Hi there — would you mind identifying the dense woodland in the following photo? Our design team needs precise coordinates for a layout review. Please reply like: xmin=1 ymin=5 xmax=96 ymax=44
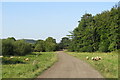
xmin=67 ymin=4 xmax=120 ymax=52
xmin=1 ymin=3 xmax=120 ymax=56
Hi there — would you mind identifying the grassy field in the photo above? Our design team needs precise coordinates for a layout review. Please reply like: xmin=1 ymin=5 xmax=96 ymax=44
xmin=66 ymin=51 xmax=118 ymax=78
xmin=2 ymin=52 xmax=58 ymax=78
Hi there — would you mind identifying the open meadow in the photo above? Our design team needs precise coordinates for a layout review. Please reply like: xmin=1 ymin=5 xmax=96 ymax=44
xmin=2 ymin=52 xmax=57 ymax=78
xmin=66 ymin=51 xmax=118 ymax=78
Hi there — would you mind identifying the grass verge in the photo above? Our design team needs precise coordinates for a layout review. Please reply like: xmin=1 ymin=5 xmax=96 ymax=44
xmin=2 ymin=52 xmax=58 ymax=78
xmin=66 ymin=51 xmax=118 ymax=78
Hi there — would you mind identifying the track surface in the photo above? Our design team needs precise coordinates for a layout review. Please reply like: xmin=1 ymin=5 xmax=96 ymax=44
xmin=37 ymin=51 xmax=103 ymax=78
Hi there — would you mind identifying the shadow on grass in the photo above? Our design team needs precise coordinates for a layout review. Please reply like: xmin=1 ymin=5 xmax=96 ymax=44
xmin=31 ymin=52 xmax=42 ymax=55
xmin=2 ymin=58 xmax=26 ymax=64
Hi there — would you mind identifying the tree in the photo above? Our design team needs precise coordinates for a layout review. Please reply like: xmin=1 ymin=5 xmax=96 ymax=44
xmin=14 ymin=40 xmax=32 ymax=56
xmin=2 ymin=39 xmax=15 ymax=55
xmin=45 ymin=37 xmax=57 ymax=52
xmin=34 ymin=40 xmax=45 ymax=52
xmin=7 ymin=37 xmax=16 ymax=41
xmin=58 ymin=37 xmax=70 ymax=50
xmin=68 ymin=3 xmax=120 ymax=52
xmin=68 ymin=13 xmax=95 ymax=52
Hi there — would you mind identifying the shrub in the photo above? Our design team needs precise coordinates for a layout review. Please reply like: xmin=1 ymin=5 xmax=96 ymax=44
xmin=34 ymin=44 xmax=44 ymax=52
xmin=14 ymin=40 xmax=32 ymax=56
xmin=2 ymin=39 xmax=15 ymax=56
xmin=34 ymin=40 xmax=45 ymax=52
xmin=45 ymin=37 xmax=57 ymax=52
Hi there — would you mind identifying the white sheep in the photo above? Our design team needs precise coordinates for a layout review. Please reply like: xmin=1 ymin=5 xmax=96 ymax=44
xmin=94 ymin=57 xmax=99 ymax=61
xmin=98 ymin=57 xmax=102 ymax=60
xmin=91 ymin=56 xmax=102 ymax=61
xmin=86 ymin=56 xmax=89 ymax=60
xmin=25 ymin=58 xmax=29 ymax=61
xmin=0 ymin=56 xmax=3 ymax=58
xmin=91 ymin=57 xmax=94 ymax=60
xmin=10 ymin=56 xmax=14 ymax=59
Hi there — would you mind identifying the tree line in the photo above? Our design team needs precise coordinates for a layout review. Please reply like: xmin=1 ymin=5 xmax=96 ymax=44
xmin=1 ymin=36 xmax=72 ymax=56
xmin=67 ymin=4 xmax=120 ymax=52
xmin=1 ymin=37 xmax=57 ymax=56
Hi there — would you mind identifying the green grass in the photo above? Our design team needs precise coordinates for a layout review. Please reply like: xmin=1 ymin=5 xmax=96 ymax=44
xmin=66 ymin=51 xmax=118 ymax=78
xmin=2 ymin=52 xmax=58 ymax=78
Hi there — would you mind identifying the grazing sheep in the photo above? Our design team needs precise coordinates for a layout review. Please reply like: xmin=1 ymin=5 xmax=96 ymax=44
xmin=91 ymin=56 xmax=102 ymax=61
xmin=94 ymin=57 xmax=99 ymax=61
xmin=0 ymin=56 xmax=3 ymax=58
xmin=91 ymin=57 xmax=94 ymax=60
xmin=86 ymin=56 xmax=89 ymax=60
xmin=25 ymin=58 xmax=29 ymax=61
xmin=98 ymin=57 xmax=102 ymax=60
xmin=10 ymin=56 xmax=14 ymax=59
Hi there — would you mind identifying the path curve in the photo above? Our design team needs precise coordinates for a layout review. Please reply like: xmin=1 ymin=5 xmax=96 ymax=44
xmin=37 ymin=51 xmax=103 ymax=78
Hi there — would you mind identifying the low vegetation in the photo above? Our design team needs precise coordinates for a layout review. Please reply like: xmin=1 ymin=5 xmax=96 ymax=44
xmin=2 ymin=37 xmax=58 ymax=56
xmin=2 ymin=52 xmax=57 ymax=78
xmin=2 ymin=37 xmax=32 ymax=56
xmin=66 ymin=51 xmax=118 ymax=78
xmin=34 ymin=37 xmax=57 ymax=52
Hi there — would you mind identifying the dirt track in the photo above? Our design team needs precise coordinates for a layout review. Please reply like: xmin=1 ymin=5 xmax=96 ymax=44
xmin=37 ymin=51 xmax=103 ymax=78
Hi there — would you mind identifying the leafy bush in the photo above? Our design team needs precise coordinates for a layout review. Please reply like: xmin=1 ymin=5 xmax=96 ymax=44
xmin=14 ymin=40 xmax=32 ymax=56
xmin=58 ymin=37 xmax=70 ymax=50
xmin=45 ymin=37 xmax=57 ymax=52
xmin=2 ymin=38 xmax=32 ymax=56
xmin=34 ymin=40 xmax=45 ymax=52
xmin=2 ymin=39 xmax=15 ymax=56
